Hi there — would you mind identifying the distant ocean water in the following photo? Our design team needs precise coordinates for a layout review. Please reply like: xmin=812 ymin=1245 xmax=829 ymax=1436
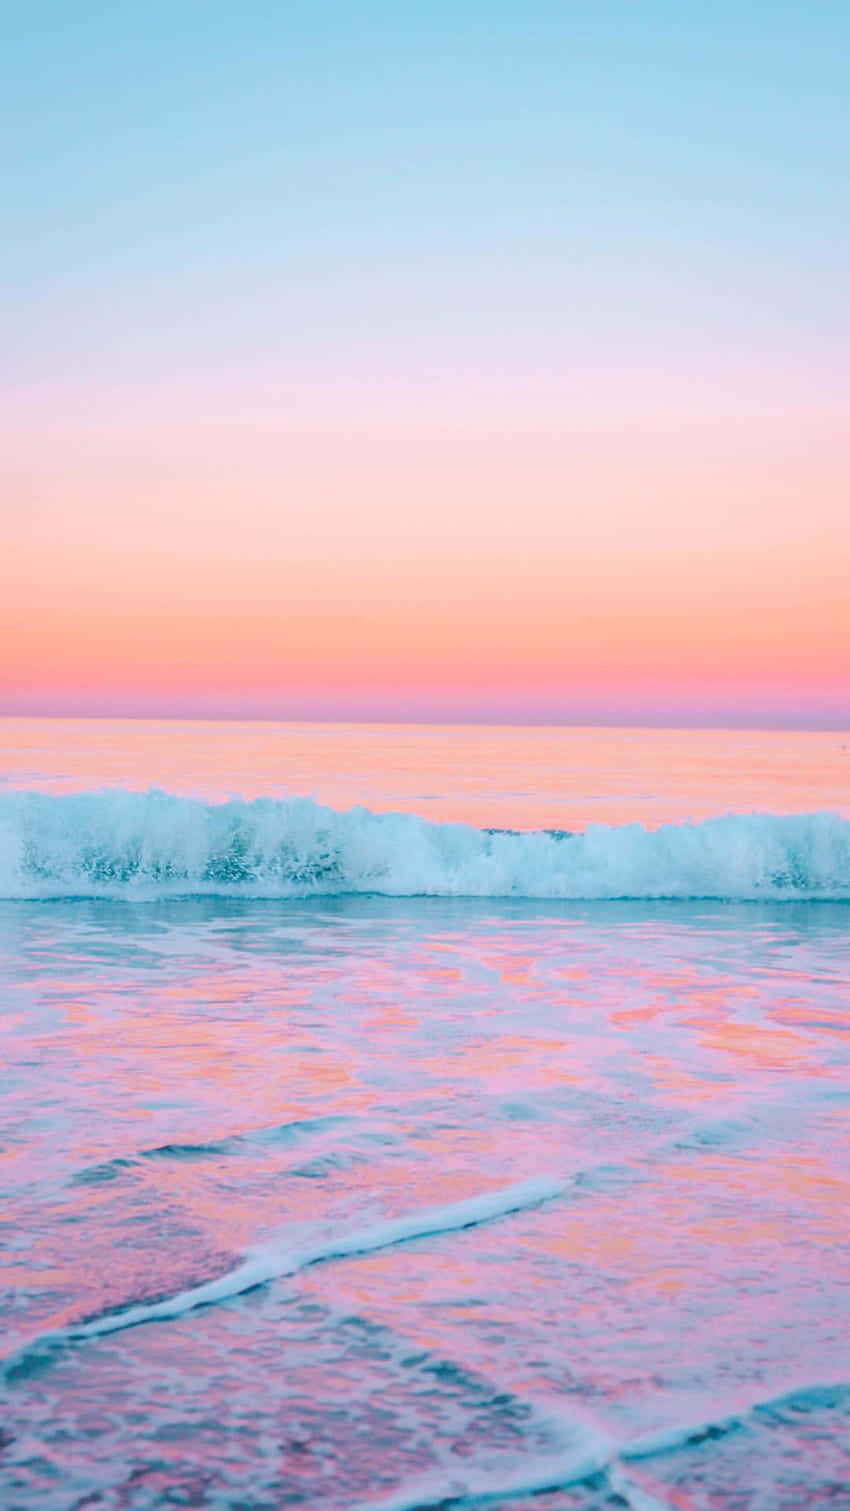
xmin=2 ymin=719 xmax=849 ymax=1510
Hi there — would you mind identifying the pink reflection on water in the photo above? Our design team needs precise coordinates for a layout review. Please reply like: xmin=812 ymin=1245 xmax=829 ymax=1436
xmin=2 ymin=717 xmax=849 ymax=829
xmin=3 ymin=906 xmax=846 ymax=1388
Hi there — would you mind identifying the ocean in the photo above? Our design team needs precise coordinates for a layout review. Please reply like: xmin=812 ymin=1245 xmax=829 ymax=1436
xmin=1 ymin=719 xmax=849 ymax=1510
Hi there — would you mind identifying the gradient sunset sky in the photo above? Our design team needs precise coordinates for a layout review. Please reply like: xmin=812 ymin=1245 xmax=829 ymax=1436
xmin=2 ymin=1 xmax=848 ymax=725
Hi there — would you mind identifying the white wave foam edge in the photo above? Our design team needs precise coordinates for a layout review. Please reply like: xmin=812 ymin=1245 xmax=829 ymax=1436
xmin=2 ymin=789 xmax=850 ymax=899
xmin=351 ymin=1432 xmax=615 ymax=1511
xmin=2 ymin=1175 xmax=564 ymax=1373
xmin=352 ymin=1376 xmax=850 ymax=1511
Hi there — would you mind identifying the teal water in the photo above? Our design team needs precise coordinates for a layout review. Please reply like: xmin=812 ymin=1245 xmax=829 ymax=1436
xmin=1 ymin=722 xmax=849 ymax=1509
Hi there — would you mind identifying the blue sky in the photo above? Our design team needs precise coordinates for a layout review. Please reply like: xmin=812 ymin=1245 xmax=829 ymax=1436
xmin=2 ymin=2 xmax=848 ymax=723
xmin=4 ymin=1 xmax=848 ymax=381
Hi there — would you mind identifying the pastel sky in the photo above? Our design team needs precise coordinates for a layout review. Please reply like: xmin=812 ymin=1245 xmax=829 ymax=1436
xmin=2 ymin=1 xmax=848 ymax=725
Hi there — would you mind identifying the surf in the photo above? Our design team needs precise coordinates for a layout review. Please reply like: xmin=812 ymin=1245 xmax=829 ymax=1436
xmin=1 ymin=788 xmax=849 ymax=900
xmin=2 ymin=1176 xmax=564 ymax=1377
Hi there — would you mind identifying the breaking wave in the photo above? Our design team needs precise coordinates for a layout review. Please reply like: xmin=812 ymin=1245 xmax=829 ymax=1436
xmin=0 ymin=789 xmax=849 ymax=900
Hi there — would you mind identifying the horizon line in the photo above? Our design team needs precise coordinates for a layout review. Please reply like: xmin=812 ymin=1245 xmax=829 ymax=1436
xmin=2 ymin=711 xmax=848 ymax=734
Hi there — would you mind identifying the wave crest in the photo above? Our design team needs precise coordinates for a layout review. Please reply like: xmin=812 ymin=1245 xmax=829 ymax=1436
xmin=0 ymin=789 xmax=848 ymax=900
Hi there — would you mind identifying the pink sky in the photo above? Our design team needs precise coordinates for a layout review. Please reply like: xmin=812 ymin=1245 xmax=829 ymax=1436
xmin=3 ymin=3 xmax=849 ymax=726
xmin=2 ymin=356 xmax=848 ymax=725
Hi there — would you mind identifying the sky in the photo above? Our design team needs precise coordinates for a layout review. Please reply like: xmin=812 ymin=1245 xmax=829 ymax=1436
xmin=2 ymin=1 xmax=848 ymax=725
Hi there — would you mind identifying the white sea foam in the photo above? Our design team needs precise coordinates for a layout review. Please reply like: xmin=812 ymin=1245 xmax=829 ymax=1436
xmin=621 ymin=1412 xmax=745 ymax=1460
xmin=1 ymin=789 xmax=849 ymax=900
xmin=621 ymin=1376 xmax=850 ymax=1464
xmin=3 ymin=1176 xmax=564 ymax=1370
xmin=351 ymin=1432 xmax=614 ymax=1511
xmin=351 ymin=1403 xmax=679 ymax=1511
xmin=373 ymin=1376 xmax=850 ymax=1511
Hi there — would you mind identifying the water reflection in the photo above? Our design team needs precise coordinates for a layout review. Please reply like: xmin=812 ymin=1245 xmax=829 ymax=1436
xmin=2 ymin=717 xmax=849 ymax=828
xmin=1 ymin=897 xmax=848 ymax=1507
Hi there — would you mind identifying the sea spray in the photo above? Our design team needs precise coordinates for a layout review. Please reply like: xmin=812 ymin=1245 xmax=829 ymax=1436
xmin=1 ymin=789 xmax=849 ymax=900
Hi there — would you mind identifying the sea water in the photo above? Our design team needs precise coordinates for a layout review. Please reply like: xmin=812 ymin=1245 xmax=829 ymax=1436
xmin=1 ymin=721 xmax=849 ymax=1510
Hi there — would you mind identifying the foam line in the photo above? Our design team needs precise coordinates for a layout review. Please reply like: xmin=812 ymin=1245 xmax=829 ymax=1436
xmin=622 ymin=1412 xmax=745 ymax=1460
xmin=621 ymin=1376 xmax=850 ymax=1464
xmin=350 ymin=1432 xmax=614 ymax=1511
xmin=754 ymin=1378 xmax=850 ymax=1414
xmin=2 ymin=1176 xmax=564 ymax=1373
xmin=2 ymin=788 xmax=849 ymax=899
xmin=354 ymin=1378 xmax=850 ymax=1511
xmin=353 ymin=1409 xmax=675 ymax=1511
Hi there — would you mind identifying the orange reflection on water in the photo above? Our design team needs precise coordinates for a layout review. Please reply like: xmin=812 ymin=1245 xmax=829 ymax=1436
xmin=4 ymin=886 xmax=849 ymax=1469
xmin=696 ymin=1019 xmax=817 ymax=1072
xmin=2 ymin=718 xmax=850 ymax=830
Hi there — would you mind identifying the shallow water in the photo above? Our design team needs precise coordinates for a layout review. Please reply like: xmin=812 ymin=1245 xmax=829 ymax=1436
xmin=1 ymin=722 xmax=849 ymax=1509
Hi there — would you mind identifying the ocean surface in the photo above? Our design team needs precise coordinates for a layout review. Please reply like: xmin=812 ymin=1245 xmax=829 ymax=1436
xmin=1 ymin=719 xmax=849 ymax=1510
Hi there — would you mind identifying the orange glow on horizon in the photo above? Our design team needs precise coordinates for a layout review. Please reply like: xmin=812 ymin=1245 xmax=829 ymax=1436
xmin=3 ymin=366 xmax=848 ymax=723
